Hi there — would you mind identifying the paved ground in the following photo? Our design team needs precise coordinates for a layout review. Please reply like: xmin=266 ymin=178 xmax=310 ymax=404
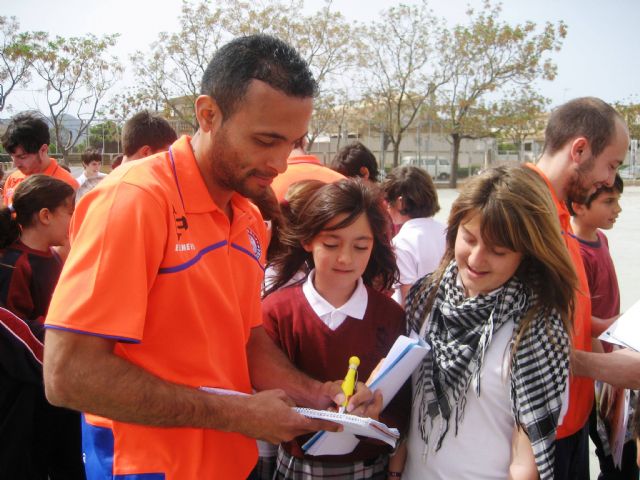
xmin=433 ymin=185 xmax=640 ymax=479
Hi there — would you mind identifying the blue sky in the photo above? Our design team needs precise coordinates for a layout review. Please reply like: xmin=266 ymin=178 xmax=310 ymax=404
xmin=3 ymin=0 xmax=639 ymax=113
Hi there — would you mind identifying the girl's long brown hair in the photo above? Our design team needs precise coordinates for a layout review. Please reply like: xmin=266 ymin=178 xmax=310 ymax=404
xmin=265 ymin=178 xmax=398 ymax=296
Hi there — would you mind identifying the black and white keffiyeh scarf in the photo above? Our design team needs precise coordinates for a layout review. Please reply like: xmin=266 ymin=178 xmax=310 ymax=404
xmin=406 ymin=261 xmax=569 ymax=480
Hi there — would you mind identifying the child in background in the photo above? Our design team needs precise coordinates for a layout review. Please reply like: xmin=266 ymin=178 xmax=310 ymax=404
xmin=404 ymin=166 xmax=575 ymax=480
xmin=330 ymin=142 xmax=380 ymax=183
xmin=0 ymin=174 xmax=84 ymax=479
xmin=570 ymin=174 xmax=637 ymax=479
xmin=382 ymin=166 xmax=446 ymax=306
xmin=263 ymin=178 xmax=409 ymax=479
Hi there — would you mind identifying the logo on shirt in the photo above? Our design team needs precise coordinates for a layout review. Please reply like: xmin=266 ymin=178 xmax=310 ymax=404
xmin=247 ymin=228 xmax=262 ymax=260
xmin=172 ymin=205 xmax=189 ymax=240
xmin=175 ymin=243 xmax=196 ymax=252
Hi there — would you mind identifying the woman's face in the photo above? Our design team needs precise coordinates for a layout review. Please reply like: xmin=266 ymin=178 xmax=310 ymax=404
xmin=454 ymin=212 xmax=523 ymax=297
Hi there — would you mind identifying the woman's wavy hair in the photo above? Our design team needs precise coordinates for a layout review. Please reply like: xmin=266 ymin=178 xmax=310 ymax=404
xmin=265 ymin=178 xmax=398 ymax=296
xmin=419 ymin=166 xmax=577 ymax=347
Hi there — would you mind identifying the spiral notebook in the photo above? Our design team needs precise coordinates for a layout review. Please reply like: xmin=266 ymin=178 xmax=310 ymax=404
xmin=599 ymin=299 xmax=640 ymax=351
xmin=294 ymin=408 xmax=399 ymax=447
xmin=302 ymin=333 xmax=429 ymax=456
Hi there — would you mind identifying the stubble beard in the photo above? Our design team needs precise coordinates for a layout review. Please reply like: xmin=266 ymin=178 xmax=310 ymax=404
xmin=566 ymin=154 xmax=596 ymax=204
xmin=210 ymin=128 xmax=260 ymax=199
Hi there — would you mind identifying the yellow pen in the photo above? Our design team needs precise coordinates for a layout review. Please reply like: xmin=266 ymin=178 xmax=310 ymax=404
xmin=339 ymin=356 xmax=360 ymax=414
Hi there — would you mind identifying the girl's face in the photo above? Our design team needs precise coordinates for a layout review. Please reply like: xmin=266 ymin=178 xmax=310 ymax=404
xmin=454 ymin=213 xmax=523 ymax=298
xmin=303 ymin=212 xmax=374 ymax=301
xmin=47 ymin=197 xmax=75 ymax=246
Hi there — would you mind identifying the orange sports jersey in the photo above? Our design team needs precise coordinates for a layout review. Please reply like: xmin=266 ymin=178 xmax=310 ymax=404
xmin=526 ymin=163 xmax=594 ymax=439
xmin=271 ymin=154 xmax=344 ymax=201
xmin=45 ymin=136 xmax=266 ymax=479
xmin=2 ymin=158 xmax=79 ymax=206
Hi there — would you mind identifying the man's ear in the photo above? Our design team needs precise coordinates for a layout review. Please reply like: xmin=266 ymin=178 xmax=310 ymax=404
xmin=138 ymin=145 xmax=153 ymax=158
xmin=302 ymin=241 xmax=313 ymax=253
xmin=359 ymin=166 xmax=370 ymax=179
xmin=195 ymin=95 xmax=221 ymax=133
xmin=569 ymin=136 xmax=591 ymax=165
xmin=39 ymin=144 xmax=49 ymax=160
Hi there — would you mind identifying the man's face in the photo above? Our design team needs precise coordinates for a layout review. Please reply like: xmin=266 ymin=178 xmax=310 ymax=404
xmin=566 ymin=120 xmax=629 ymax=204
xmin=10 ymin=145 xmax=47 ymax=175
xmin=206 ymin=80 xmax=313 ymax=199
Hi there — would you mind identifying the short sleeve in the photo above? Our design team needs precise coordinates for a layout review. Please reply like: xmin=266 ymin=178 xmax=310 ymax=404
xmin=393 ymin=235 xmax=419 ymax=286
xmin=46 ymin=181 xmax=167 ymax=342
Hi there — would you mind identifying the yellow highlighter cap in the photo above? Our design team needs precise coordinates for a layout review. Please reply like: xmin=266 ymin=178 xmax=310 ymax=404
xmin=349 ymin=356 xmax=360 ymax=367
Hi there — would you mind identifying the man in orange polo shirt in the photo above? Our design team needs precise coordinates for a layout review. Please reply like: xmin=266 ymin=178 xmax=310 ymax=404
xmin=120 ymin=110 xmax=177 ymax=165
xmin=271 ymin=137 xmax=344 ymax=201
xmin=42 ymin=35 xmax=378 ymax=480
xmin=1 ymin=112 xmax=79 ymax=206
xmin=529 ymin=97 xmax=640 ymax=480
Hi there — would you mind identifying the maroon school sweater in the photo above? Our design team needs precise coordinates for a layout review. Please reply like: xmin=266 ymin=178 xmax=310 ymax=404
xmin=262 ymin=283 xmax=410 ymax=462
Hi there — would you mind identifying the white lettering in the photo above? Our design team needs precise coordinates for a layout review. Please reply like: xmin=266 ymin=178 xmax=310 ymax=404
xmin=175 ymin=243 xmax=196 ymax=252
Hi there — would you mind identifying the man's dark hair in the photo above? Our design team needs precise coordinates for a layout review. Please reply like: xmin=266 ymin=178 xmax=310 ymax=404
xmin=1 ymin=111 xmax=50 ymax=154
xmin=383 ymin=165 xmax=441 ymax=218
xmin=201 ymin=34 xmax=317 ymax=119
xmin=122 ymin=111 xmax=177 ymax=156
xmin=544 ymin=97 xmax=623 ymax=158
xmin=330 ymin=142 xmax=380 ymax=182
xmin=81 ymin=148 xmax=103 ymax=166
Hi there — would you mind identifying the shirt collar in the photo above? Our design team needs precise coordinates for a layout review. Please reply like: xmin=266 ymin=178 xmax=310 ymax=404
xmin=287 ymin=154 xmax=322 ymax=166
xmin=525 ymin=162 xmax=570 ymax=230
xmin=302 ymin=270 xmax=368 ymax=320
xmin=43 ymin=158 xmax=59 ymax=176
xmin=168 ymin=135 xmax=256 ymax=219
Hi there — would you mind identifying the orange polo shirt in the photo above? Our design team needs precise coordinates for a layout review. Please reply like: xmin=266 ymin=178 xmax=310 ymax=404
xmin=526 ymin=163 xmax=594 ymax=439
xmin=45 ymin=136 xmax=266 ymax=479
xmin=271 ymin=154 xmax=344 ymax=201
xmin=3 ymin=158 xmax=79 ymax=206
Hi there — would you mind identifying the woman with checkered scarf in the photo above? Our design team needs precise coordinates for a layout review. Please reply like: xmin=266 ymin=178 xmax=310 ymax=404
xmin=402 ymin=166 xmax=576 ymax=480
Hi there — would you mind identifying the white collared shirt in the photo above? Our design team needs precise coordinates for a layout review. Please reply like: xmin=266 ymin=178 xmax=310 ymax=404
xmin=302 ymin=270 xmax=368 ymax=330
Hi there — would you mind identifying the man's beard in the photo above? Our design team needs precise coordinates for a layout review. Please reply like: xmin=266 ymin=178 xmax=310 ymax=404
xmin=209 ymin=128 xmax=260 ymax=199
xmin=566 ymin=154 xmax=596 ymax=204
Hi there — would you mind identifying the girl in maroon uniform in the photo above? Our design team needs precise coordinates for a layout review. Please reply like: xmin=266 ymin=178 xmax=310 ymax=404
xmin=0 ymin=174 xmax=84 ymax=479
xmin=263 ymin=178 xmax=409 ymax=479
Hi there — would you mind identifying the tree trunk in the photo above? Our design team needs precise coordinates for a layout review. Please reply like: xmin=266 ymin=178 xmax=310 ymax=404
xmin=392 ymin=142 xmax=400 ymax=167
xmin=449 ymin=133 xmax=461 ymax=188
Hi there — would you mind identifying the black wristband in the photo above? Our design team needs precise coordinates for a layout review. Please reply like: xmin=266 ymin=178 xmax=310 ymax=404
xmin=388 ymin=471 xmax=402 ymax=478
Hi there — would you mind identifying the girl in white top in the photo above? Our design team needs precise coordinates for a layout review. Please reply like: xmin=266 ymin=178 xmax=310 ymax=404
xmin=402 ymin=166 xmax=576 ymax=480
xmin=383 ymin=166 xmax=446 ymax=305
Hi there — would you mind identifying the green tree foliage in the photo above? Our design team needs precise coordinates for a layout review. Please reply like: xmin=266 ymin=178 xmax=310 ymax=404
xmin=438 ymin=1 xmax=566 ymax=186
xmin=0 ymin=16 xmax=46 ymax=112
xmin=88 ymin=120 xmax=121 ymax=153
xmin=33 ymin=34 xmax=122 ymax=162
xmin=493 ymin=88 xmax=550 ymax=161
xmin=127 ymin=0 xmax=359 ymax=137
xmin=361 ymin=1 xmax=448 ymax=167
xmin=614 ymin=99 xmax=640 ymax=141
